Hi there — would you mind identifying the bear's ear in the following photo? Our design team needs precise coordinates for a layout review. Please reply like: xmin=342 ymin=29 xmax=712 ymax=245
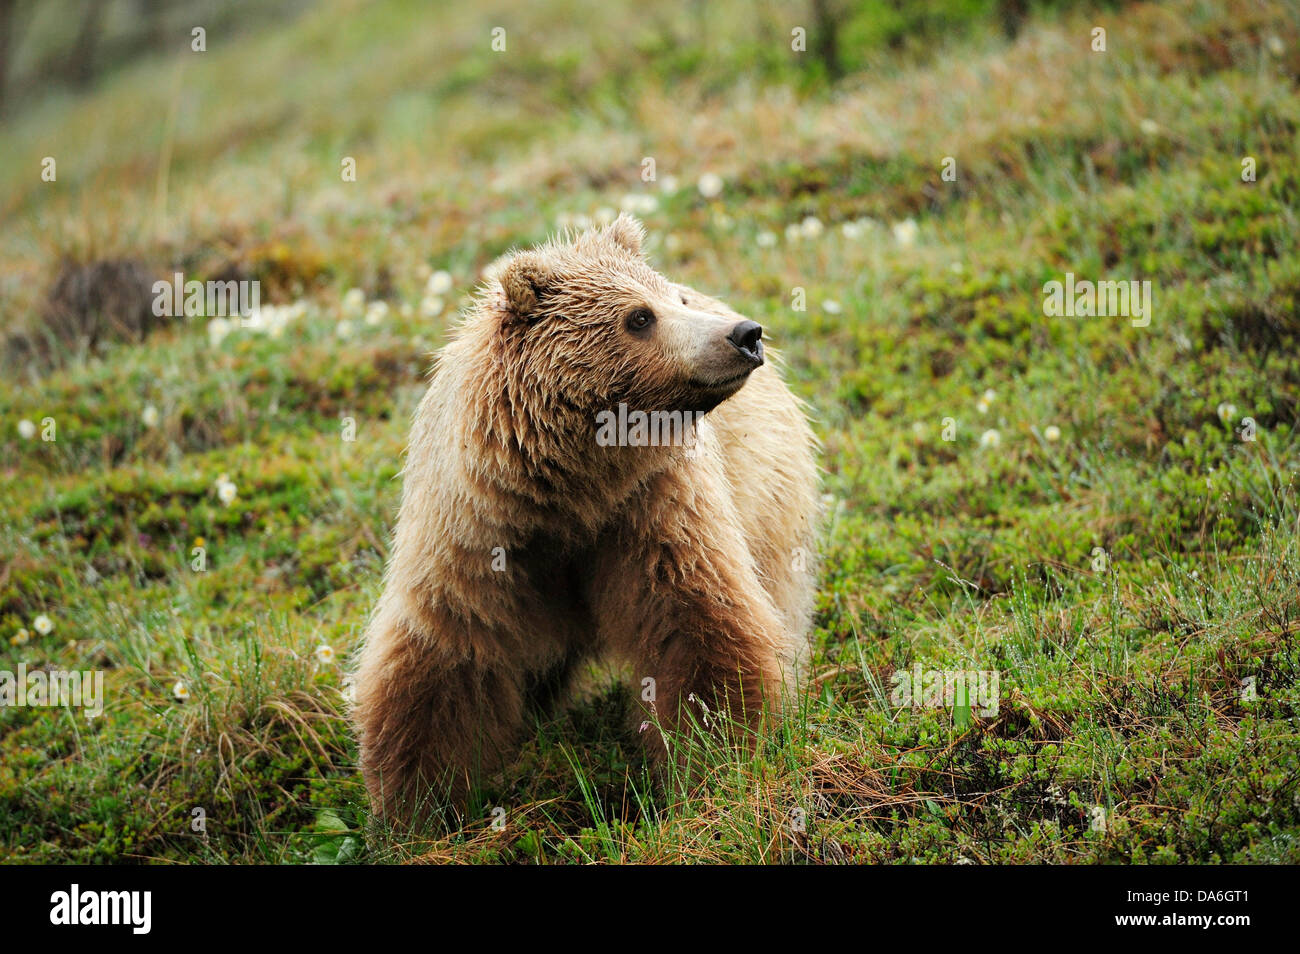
xmin=605 ymin=213 xmax=645 ymax=258
xmin=500 ymin=254 xmax=555 ymax=322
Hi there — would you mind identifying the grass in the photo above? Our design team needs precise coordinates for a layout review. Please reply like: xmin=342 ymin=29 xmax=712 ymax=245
xmin=1 ymin=0 xmax=1298 ymax=863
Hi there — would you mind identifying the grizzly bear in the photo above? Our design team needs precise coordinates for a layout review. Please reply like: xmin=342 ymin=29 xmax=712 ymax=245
xmin=354 ymin=214 xmax=819 ymax=823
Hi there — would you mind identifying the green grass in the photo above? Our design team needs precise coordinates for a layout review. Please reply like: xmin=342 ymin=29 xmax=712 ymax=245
xmin=1 ymin=0 xmax=1298 ymax=863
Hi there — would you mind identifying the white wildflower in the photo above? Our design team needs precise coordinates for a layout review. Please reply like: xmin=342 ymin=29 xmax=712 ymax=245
xmin=341 ymin=288 xmax=365 ymax=316
xmin=697 ymin=172 xmax=724 ymax=199
xmin=207 ymin=317 xmax=232 ymax=348
xmin=215 ymin=473 xmax=238 ymax=506
xmin=892 ymin=219 xmax=920 ymax=247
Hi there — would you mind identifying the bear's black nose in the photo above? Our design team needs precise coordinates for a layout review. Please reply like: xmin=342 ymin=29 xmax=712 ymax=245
xmin=727 ymin=320 xmax=764 ymax=362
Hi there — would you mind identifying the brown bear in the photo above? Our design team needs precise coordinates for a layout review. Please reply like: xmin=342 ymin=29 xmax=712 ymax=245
xmin=353 ymin=213 xmax=819 ymax=824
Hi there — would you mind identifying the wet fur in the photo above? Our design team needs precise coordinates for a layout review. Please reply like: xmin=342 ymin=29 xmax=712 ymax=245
xmin=353 ymin=215 xmax=820 ymax=824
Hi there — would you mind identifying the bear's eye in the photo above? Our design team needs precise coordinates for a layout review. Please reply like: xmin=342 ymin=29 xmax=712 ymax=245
xmin=625 ymin=307 xmax=655 ymax=334
xmin=680 ymin=294 xmax=689 ymax=305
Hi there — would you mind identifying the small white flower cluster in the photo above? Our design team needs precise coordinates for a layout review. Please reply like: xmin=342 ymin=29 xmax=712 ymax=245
xmin=697 ymin=172 xmax=724 ymax=199
xmin=341 ymin=288 xmax=365 ymax=314
xmin=552 ymin=195 xmax=659 ymax=239
xmin=10 ymin=614 xmax=53 ymax=646
xmin=619 ymin=193 xmax=659 ymax=216
xmin=209 ymin=301 xmax=310 ymax=347
xmin=762 ymin=215 xmax=902 ymax=247
xmin=214 ymin=472 xmax=237 ymax=507
xmin=426 ymin=270 xmax=453 ymax=296
xmin=891 ymin=218 xmax=920 ymax=247
xmin=555 ymin=210 xmax=596 ymax=232
xmin=978 ymin=427 xmax=1063 ymax=450
xmin=17 ymin=419 xmax=37 ymax=439
xmin=419 ymin=270 xmax=454 ymax=318
xmin=339 ymin=288 xmax=400 ymax=338
xmin=841 ymin=218 xmax=881 ymax=240
xmin=784 ymin=216 xmax=825 ymax=242
xmin=556 ymin=198 xmax=656 ymax=234
xmin=971 ymin=390 xmax=1065 ymax=448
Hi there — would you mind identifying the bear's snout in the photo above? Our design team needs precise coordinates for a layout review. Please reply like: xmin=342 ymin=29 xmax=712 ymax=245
xmin=685 ymin=315 xmax=766 ymax=398
xmin=726 ymin=320 xmax=764 ymax=366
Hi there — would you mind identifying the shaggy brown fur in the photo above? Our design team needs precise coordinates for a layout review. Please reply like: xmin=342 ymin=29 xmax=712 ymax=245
xmin=353 ymin=214 xmax=819 ymax=824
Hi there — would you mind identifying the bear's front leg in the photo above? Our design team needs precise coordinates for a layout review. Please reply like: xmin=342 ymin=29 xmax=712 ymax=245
xmin=354 ymin=602 xmax=529 ymax=828
xmin=591 ymin=457 xmax=792 ymax=768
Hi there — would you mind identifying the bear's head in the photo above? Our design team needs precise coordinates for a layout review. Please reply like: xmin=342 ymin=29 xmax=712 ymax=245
xmin=491 ymin=213 xmax=765 ymax=420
